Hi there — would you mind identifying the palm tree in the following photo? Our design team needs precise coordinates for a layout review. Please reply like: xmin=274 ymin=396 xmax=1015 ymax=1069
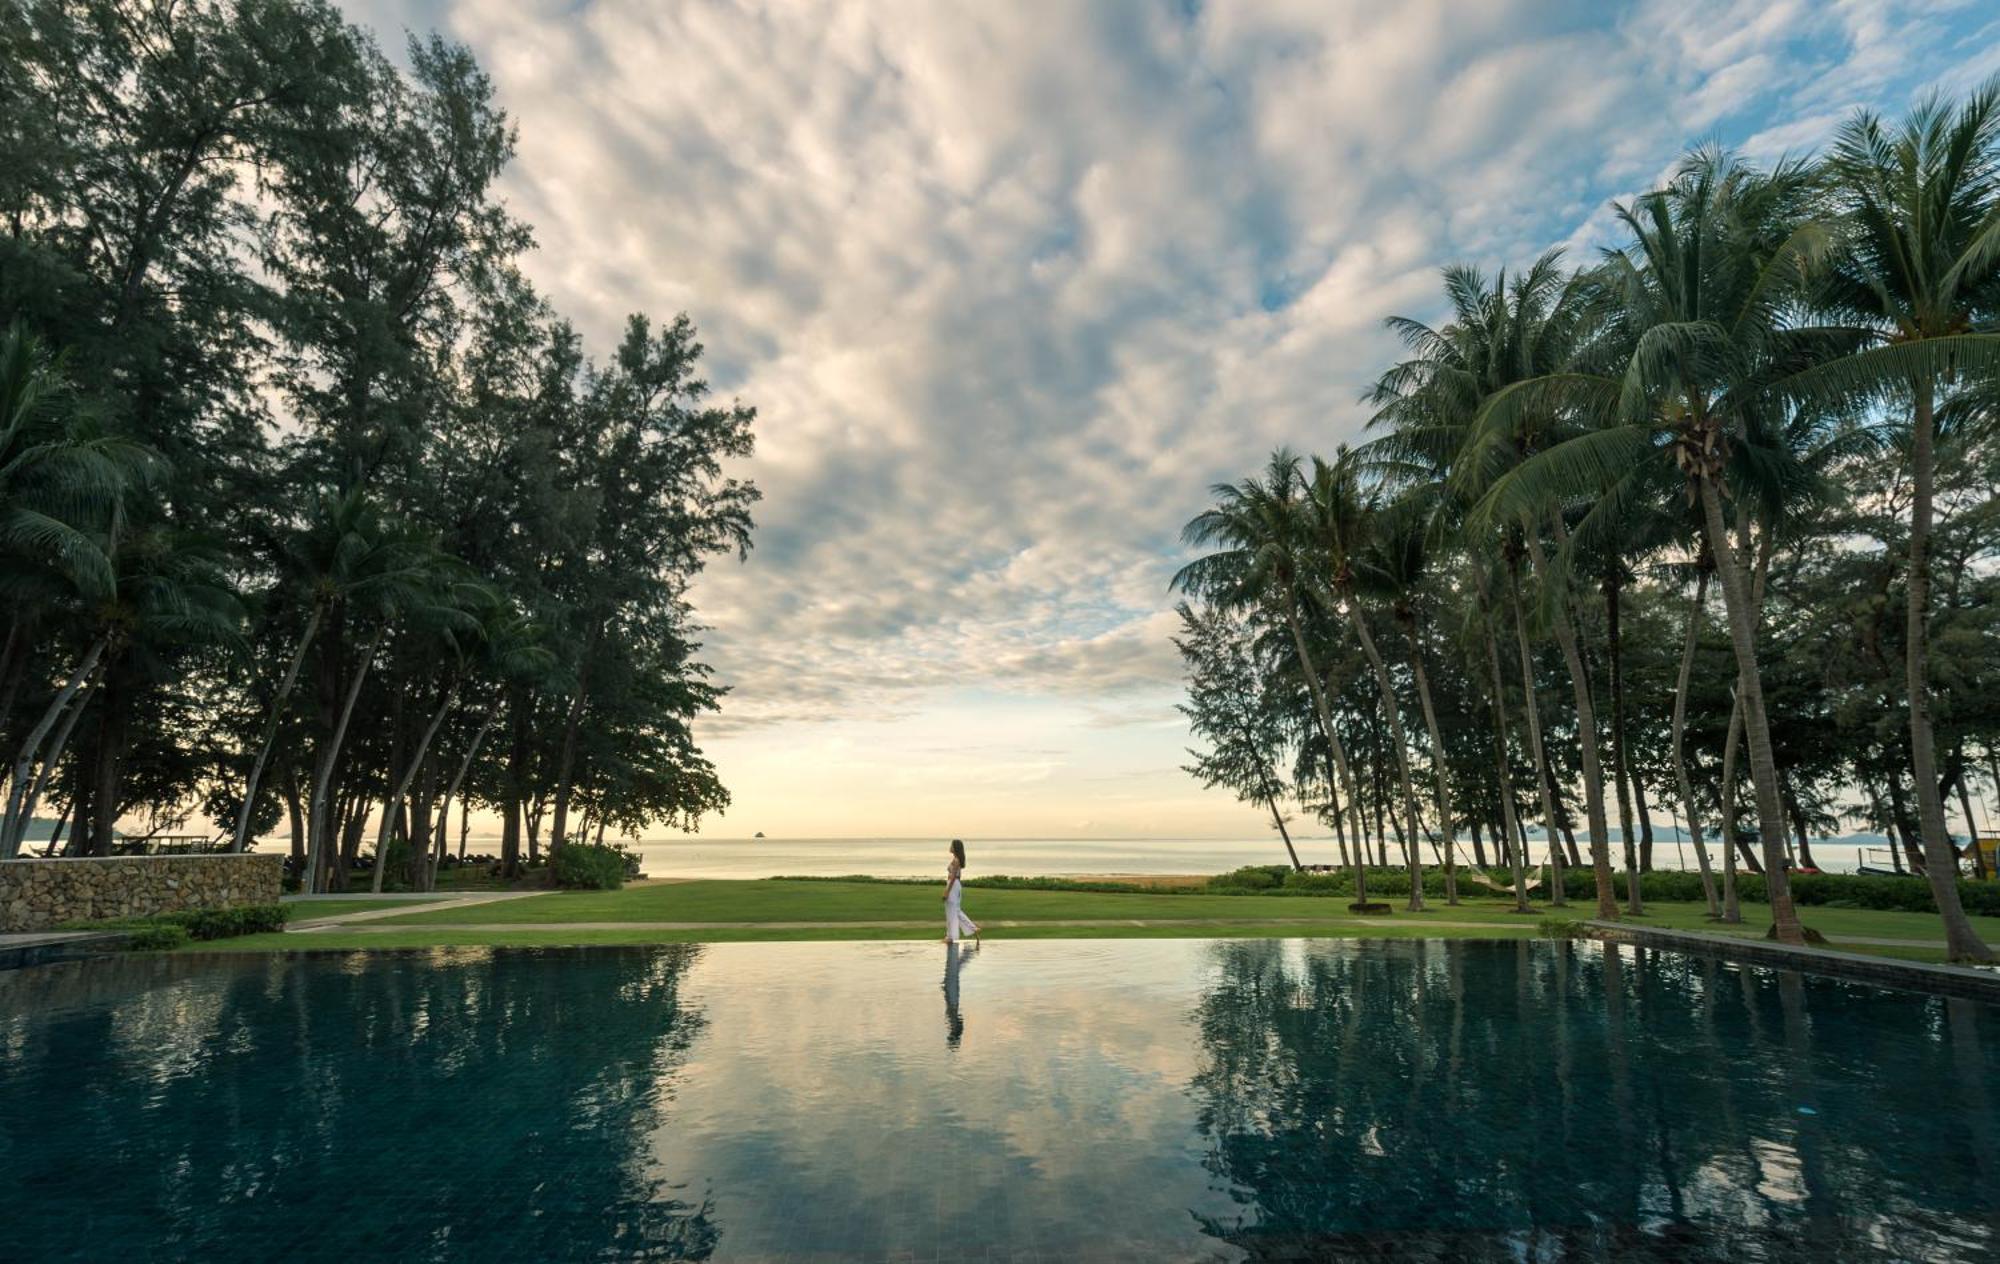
xmin=1811 ymin=82 xmax=2000 ymax=961
xmin=1370 ymin=487 xmax=1461 ymax=904
xmin=1371 ymin=252 xmax=1615 ymax=916
xmin=1466 ymin=152 xmax=1850 ymax=944
xmin=1668 ymin=544 xmax=1722 ymax=916
xmin=0 ymin=323 xmax=153 ymax=857
xmin=1176 ymin=452 xmax=1373 ymax=905
xmin=1299 ymin=452 xmax=1429 ymax=910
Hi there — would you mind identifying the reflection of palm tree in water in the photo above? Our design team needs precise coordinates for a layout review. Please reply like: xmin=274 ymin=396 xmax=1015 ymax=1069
xmin=943 ymin=942 xmax=974 ymax=1049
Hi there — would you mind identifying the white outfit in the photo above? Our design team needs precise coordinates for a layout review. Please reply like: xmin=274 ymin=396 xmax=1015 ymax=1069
xmin=946 ymin=862 xmax=979 ymax=942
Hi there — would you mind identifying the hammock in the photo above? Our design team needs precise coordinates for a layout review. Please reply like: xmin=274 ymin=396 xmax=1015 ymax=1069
xmin=1455 ymin=864 xmax=1544 ymax=896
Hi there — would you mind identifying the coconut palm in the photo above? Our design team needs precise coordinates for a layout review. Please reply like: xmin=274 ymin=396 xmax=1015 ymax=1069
xmin=1368 ymin=486 xmax=1461 ymax=904
xmin=1808 ymin=82 xmax=2000 ymax=961
xmin=1371 ymin=252 xmax=1615 ymax=916
xmin=1175 ymin=452 xmax=1373 ymax=904
xmin=1464 ymin=151 xmax=1853 ymax=944
xmin=1299 ymin=451 xmax=1429 ymax=910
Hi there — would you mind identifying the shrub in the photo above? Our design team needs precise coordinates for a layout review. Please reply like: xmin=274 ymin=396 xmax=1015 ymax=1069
xmin=1553 ymin=866 xmax=2000 ymax=915
xmin=66 ymin=903 xmax=289 ymax=942
xmin=1206 ymin=865 xmax=1287 ymax=892
xmin=124 ymin=924 xmax=191 ymax=952
xmin=552 ymin=843 xmax=627 ymax=890
xmin=1538 ymin=917 xmax=1586 ymax=940
xmin=164 ymin=903 xmax=290 ymax=940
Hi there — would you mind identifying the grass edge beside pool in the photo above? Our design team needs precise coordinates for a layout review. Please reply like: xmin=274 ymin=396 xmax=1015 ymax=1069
xmin=149 ymin=879 xmax=2000 ymax=964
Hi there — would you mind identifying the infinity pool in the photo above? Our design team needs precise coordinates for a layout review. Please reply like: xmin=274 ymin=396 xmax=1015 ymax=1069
xmin=2 ymin=940 xmax=1994 ymax=1261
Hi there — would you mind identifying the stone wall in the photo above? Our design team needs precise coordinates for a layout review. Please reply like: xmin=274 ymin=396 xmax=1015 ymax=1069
xmin=0 ymin=854 xmax=282 ymax=932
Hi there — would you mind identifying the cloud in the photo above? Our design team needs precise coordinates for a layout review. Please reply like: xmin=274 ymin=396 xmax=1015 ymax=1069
xmin=341 ymin=0 xmax=1994 ymax=832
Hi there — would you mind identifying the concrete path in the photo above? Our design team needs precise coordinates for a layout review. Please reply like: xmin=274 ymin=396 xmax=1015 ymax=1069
xmin=286 ymin=891 xmax=544 ymax=928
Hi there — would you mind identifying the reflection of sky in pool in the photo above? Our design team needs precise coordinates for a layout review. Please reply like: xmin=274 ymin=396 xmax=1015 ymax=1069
xmin=2 ymin=940 xmax=1995 ymax=1261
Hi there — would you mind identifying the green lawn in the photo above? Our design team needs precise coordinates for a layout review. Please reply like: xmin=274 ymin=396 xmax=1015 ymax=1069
xmin=177 ymin=878 xmax=2000 ymax=964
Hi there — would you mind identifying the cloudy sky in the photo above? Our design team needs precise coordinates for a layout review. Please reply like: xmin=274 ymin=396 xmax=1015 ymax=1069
xmin=356 ymin=0 xmax=1996 ymax=840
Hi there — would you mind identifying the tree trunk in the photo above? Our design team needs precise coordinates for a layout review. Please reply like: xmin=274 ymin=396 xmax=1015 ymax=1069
xmin=1235 ymin=711 xmax=1299 ymax=870
xmin=1342 ymin=599 xmax=1426 ymax=911
xmin=1285 ymin=605 xmax=1369 ymax=906
xmin=6 ymin=673 xmax=96 ymax=855
xmin=1955 ymin=764 xmax=1985 ymax=881
xmin=304 ymin=624 xmax=386 ymax=894
xmin=1671 ymin=572 xmax=1719 ymax=914
xmin=1484 ymin=619 xmax=1532 ymax=913
xmin=1787 ymin=779 xmax=1821 ymax=873
xmin=433 ymin=711 xmax=499 ymax=890
xmin=1888 ymin=773 xmax=1926 ymax=874
xmin=1522 ymin=531 xmax=1616 ymax=919
xmin=1905 ymin=382 xmax=1990 ymax=960
xmin=1322 ymin=748 xmax=1350 ymax=869
xmin=232 ymin=604 xmax=323 ymax=852
xmin=1696 ymin=478 xmax=1802 ymax=945
xmin=284 ymin=772 xmax=305 ymax=873
xmin=1605 ymin=579 xmax=1643 ymax=915
xmin=1508 ymin=568 xmax=1566 ymax=907
xmin=1635 ymin=778 xmax=1656 ymax=872
xmin=546 ymin=625 xmax=601 ymax=857
xmin=501 ymin=684 xmax=531 ymax=878
xmin=1719 ymin=694 xmax=1743 ymax=924
xmin=1399 ymin=607 xmax=1457 ymax=904
xmin=87 ymin=675 xmax=125 ymax=858
xmin=370 ymin=682 xmax=460 ymax=893
xmin=1 ymin=635 xmax=108 ymax=858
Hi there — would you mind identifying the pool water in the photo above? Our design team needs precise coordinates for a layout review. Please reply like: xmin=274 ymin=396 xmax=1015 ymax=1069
xmin=2 ymin=940 xmax=1995 ymax=1262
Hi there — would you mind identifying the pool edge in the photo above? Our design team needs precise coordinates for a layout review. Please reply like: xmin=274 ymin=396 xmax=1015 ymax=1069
xmin=1586 ymin=920 xmax=2000 ymax=1001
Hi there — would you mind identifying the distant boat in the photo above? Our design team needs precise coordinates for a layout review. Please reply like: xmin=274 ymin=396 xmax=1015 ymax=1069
xmin=753 ymin=832 xmax=765 ymax=839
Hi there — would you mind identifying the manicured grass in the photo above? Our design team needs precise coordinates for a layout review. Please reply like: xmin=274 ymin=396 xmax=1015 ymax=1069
xmin=193 ymin=921 xmax=1547 ymax=952
xmin=360 ymin=879 xmax=1528 ymax=926
xmin=178 ymin=879 xmax=1998 ymax=962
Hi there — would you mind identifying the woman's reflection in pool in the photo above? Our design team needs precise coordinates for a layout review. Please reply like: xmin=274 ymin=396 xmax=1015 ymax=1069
xmin=943 ymin=941 xmax=975 ymax=1049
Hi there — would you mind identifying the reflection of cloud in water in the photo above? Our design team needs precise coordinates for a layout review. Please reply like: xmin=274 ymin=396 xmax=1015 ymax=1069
xmin=653 ymin=940 xmax=1240 ymax=1258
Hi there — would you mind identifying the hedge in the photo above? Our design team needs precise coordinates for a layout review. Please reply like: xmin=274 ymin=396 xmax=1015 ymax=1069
xmin=551 ymin=843 xmax=627 ymax=890
xmin=69 ymin=902 xmax=291 ymax=949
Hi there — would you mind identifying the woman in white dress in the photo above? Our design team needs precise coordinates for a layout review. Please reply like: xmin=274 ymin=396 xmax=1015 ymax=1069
xmin=943 ymin=839 xmax=979 ymax=944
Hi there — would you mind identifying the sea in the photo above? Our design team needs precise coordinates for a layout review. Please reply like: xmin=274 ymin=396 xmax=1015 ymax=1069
xmin=522 ymin=833 xmax=1905 ymax=880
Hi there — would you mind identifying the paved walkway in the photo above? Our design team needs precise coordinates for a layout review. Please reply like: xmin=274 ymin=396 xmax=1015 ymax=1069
xmin=286 ymin=892 xmax=544 ymax=928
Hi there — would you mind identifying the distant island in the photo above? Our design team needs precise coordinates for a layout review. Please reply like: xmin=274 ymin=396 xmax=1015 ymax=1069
xmin=754 ymin=832 xmax=766 ymax=839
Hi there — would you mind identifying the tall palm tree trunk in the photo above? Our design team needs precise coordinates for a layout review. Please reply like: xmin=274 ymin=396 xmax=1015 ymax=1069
xmin=1483 ymin=621 xmax=1531 ymax=912
xmin=1719 ymin=692 xmax=1744 ymax=924
xmin=1905 ymin=383 xmax=1991 ymax=961
xmin=1508 ymin=569 xmax=1566 ymax=907
xmin=1320 ymin=748 xmax=1350 ymax=868
xmin=1696 ymin=478 xmax=1803 ymax=944
xmin=1605 ymin=578 xmax=1643 ymax=915
xmin=304 ymin=625 xmax=387 ymax=894
xmin=1285 ymin=607 xmax=1369 ymax=907
xmin=1671 ymin=570 xmax=1719 ymax=916
xmin=1399 ymin=609 xmax=1458 ymax=904
xmin=232 ymin=604 xmax=323 ymax=852
xmin=1522 ymin=532 xmax=1616 ymax=918
xmin=1341 ymin=601 xmax=1426 ymax=912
